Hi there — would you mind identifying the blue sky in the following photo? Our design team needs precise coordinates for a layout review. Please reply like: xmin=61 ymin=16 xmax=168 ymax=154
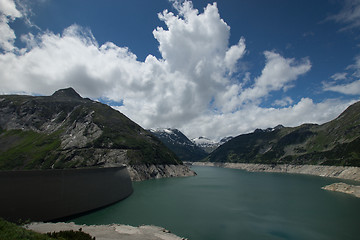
xmin=1 ymin=0 xmax=360 ymax=140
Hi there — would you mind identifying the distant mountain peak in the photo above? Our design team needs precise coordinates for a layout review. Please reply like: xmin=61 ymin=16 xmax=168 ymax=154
xmin=51 ymin=87 xmax=82 ymax=99
xmin=192 ymin=136 xmax=214 ymax=143
xmin=150 ymin=128 xmax=176 ymax=134
xmin=254 ymin=125 xmax=286 ymax=133
xmin=192 ymin=137 xmax=217 ymax=153
xmin=149 ymin=128 xmax=208 ymax=161
xmin=191 ymin=135 xmax=234 ymax=153
xmin=219 ymin=136 xmax=233 ymax=144
xmin=274 ymin=124 xmax=285 ymax=130
xmin=198 ymin=136 xmax=210 ymax=140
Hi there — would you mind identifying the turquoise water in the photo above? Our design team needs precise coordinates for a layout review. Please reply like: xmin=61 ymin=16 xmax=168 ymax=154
xmin=71 ymin=166 xmax=360 ymax=240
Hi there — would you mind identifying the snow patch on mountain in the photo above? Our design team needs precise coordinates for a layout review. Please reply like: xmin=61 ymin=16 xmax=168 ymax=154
xmin=149 ymin=128 xmax=208 ymax=161
xmin=192 ymin=136 xmax=216 ymax=145
xmin=150 ymin=128 xmax=233 ymax=154
xmin=192 ymin=136 xmax=233 ymax=153
xmin=149 ymin=128 xmax=196 ymax=147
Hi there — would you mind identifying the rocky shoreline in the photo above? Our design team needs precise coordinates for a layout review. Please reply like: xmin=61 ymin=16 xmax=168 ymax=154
xmin=190 ymin=162 xmax=360 ymax=198
xmin=191 ymin=162 xmax=360 ymax=181
xmin=322 ymin=182 xmax=360 ymax=198
xmin=127 ymin=164 xmax=196 ymax=181
xmin=25 ymin=222 xmax=188 ymax=240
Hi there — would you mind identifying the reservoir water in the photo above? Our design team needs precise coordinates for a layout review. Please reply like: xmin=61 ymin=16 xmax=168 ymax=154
xmin=71 ymin=166 xmax=360 ymax=240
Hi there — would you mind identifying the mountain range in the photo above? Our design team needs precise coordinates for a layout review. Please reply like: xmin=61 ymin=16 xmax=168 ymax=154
xmin=150 ymin=129 xmax=233 ymax=161
xmin=1 ymin=87 xmax=359 ymax=170
xmin=206 ymin=101 xmax=360 ymax=167
xmin=192 ymin=136 xmax=233 ymax=153
xmin=0 ymin=88 xmax=181 ymax=170
xmin=149 ymin=128 xmax=208 ymax=161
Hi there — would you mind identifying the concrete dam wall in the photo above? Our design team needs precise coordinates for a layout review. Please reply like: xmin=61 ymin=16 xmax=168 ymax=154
xmin=0 ymin=166 xmax=133 ymax=222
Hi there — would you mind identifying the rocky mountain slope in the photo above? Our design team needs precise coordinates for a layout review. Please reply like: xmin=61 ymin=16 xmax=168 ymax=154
xmin=207 ymin=101 xmax=360 ymax=166
xmin=149 ymin=128 xmax=208 ymax=161
xmin=0 ymin=88 xmax=193 ymax=179
xmin=192 ymin=136 xmax=233 ymax=153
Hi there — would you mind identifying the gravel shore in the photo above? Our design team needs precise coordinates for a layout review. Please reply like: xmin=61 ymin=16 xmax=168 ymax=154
xmin=25 ymin=222 xmax=188 ymax=240
xmin=191 ymin=162 xmax=360 ymax=181
xmin=191 ymin=162 xmax=360 ymax=198
xmin=322 ymin=182 xmax=360 ymax=198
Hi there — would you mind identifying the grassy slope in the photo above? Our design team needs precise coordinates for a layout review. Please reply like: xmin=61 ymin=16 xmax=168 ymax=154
xmin=0 ymin=129 xmax=62 ymax=170
xmin=0 ymin=218 xmax=55 ymax=240
xmin=0 ymin=218 xmax=94 ymax=240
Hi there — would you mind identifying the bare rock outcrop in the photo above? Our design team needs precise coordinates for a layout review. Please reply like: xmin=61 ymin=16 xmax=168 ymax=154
xmin=60 ymin=110 xmax=103 ymax=149
xmin=191 ymin=162 xmax=360 ymax=181
xmin=26 ymin=222 xmax=188 ymax=240
xmin=127 ymin=164 xmax=196 ymax=181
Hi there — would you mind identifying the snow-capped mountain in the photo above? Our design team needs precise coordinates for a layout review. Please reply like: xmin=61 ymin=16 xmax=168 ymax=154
xmin=149 ymin=128 xmax=208 ymax=162
xmin=191 ymin=136 xmax=218 ymax=153
xmin=149 ymin=128 xmax=195 ymax=147
xmin=219 ymin=136 xmax=234 ymax=144
xmin=254 ymin=125 xmax=285 ymax=133
xmin=192 ymin=136 xmax=233 ymax=153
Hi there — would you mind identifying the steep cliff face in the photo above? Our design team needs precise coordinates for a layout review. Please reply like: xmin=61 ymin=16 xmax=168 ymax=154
xmin=0 ymin=88 xmax=184 ymax=173
xmin=207 ymin=101 xmax=360 ymax=166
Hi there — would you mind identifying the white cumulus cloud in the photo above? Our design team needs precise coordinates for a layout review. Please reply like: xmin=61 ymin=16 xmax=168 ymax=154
xmin=324 ymin=79 xmax=360 ymax=95
xmin=0 ymin=0 xmax=357 ymax=141
xmin=0 ymin=0 xmax=21 ymax=18
xmin=323 ymin=54 xmax=360 ymax=96
xmin=0 ymin=0 xmax=22 ymax=51
xmin=236 ymin=51 xmax=311 ymax=105
xmin=273 ymin=96 xmax=294 ymax=107
xmin=224 ymin=37 xmax=246 ymax=73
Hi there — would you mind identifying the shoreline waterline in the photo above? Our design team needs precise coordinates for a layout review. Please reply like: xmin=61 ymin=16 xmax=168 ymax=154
xmin=25 ymin=222 xmax=187 ymax=240
xmin=189 ymin=162 xmax=360 ymax=198
xmin=189 ymin=162 xmax=360 ymax=181
xmin=69 ymin=165 xmax=360 ymax=240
